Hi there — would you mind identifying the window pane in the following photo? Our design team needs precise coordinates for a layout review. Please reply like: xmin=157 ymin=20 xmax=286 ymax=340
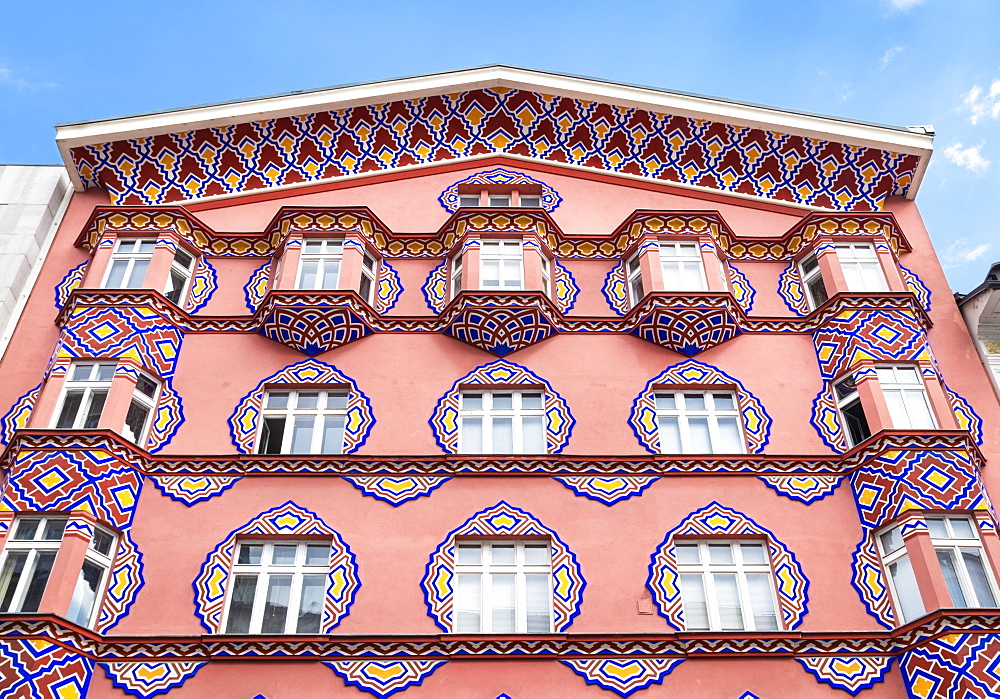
xmin=521 ymin=393 xmax=543 ymax=410
xmin=299 ymin=260 xmax=318 ymax=289
xmin=889 ymin=555 xmax=924 ymax=623
xmin=96 ymin=364 xmax=117 ymax=381
xmin=67 ymin=560 xmax=104 ymax=626
xmin=522 ymin=417 xmax=545 ymax=453
xmin=305 ymin=545 xmax=329 ymax=566
xmin=902 ymin=390 xmax=935 ymax=429
xmin=713 ymin=394 xmax=735 ymax=411
xmin=459 ymin=195 xmax=479 ymax=207
xmin=20 ymin=550 xmax=57 ymax=613
xmin=807 ymin=275 xmax=828 ymax=307
xmin=123 ymin=399 xmax=151 ymax=443
xmin=658 ymin=416 xmax=681 ymax=454
xmin=716 ymin=417 xmax=742 ymax=453
xmin=675 ymin=544 xmax=700 ymax=564
xmin=261 ymin=574 xmax=292 ymax=634
xmin=926 ymin=517 xmax=949 ymax=539
xmin=502 ymin=260 xmax=521 ymax=288
xmin=105 ymin=260 xmax=129 ymax=288
xmin=83 ymin=390 xmax=108 ymax=429
xmin=679 ymin=573 xmax=710 ymax=630
xmin=290 ymin=416 xmax=315 ymax=454
xmin=655 ymin=394 xmax=676 ymax=410
xmin=687 ymin=417 xmax=712 ymax=453
xmin=225 ymin=574 xmax=258 ymax=633
xmin=950 ymin=518 xmax=976 ymax=539
xmin=457 ymin=544 xmax=481 ymax=565
xmin=741 ymin=544 xmax=766 ymax=565
xmin=524 ymin=544 xmax=550 ymax=566
xmin=520 ymin=196 xmax=540 ymax=207
xmin=493 ymin=393 xmax=513 ymax=410
xmin=0 ymin=551 xmax=28 ymax=612
xmin=490 ymin=574 xmax=516 ymax=633
xmin=462 ymin=393 xmax=482 ymax=410
xmin=709 ymin=544 xmax=734 ymax=565
xmin=461 ymin=417 xmax=482 ymax=454
xmin=55 ymin=391 xmax=84 ymax=428
xmin=296 ymin=392 xmax=319 ymax=409
xmin=713 ymin=573 xmax=744 ymax=630
xmin=684 ymin=394 xmax=706 ymax=410
xmin=238 ymin=544 xmax=263 ymax=566
xmin=296 ymin=575 xmax=325 ymax=633
xmin=526 ymin=574 xmax=550 ymax=632
xmin=125 ymin=259 xmax=149 ymax=287
xmin=321 ymin=260 xmax=340 ymax=290
xmin=266 ymin=392 xmax=289 ymax=410
xmin=13 ymin=519 xmax=40 ymax=541
xmin=136 ymin=375 xmax=157 ymax=398
xmin=321 ymin=415 xmax=345 ymax=454
xmin=481 ymin=260 xmax=500 ymax=286
xmin=492 ymin=417 xmax=513 ymax=454
xmin=491 ymin=544 xmax=515 ymax=565
xmin=359 ymin=275 xmax=373 ymax=302
xmin=91 ymin=529 xmax=114 ymax=556
xmin=936 ymin=549 xmax=968 ymax=606
xmin=42 ymin=519 xmax=66 ymax=541
xmin=455 ymin=574 xmax=481 ymax=632
xmin=746 ymin=573 xmax=778 ymax=631
xmin=271 ymin=545 xmax=297 ymax=566
xmin=258 ymin=417 xmax=286 ymax=455
xmin=961 ymin=548 xmax=998 ymax=607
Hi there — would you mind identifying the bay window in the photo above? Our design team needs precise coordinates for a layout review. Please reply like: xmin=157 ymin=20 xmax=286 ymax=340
xmin=877 ymin=524 xmax=925 ymax=624
xmin=0 ymin=517 xmax=65 ymax=615
xmin=927 ymin=516 xmax=999 ymax=609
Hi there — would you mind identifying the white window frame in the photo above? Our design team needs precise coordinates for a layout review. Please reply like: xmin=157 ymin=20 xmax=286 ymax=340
xmin=102 ymin=238 xmax=156 ymax=289
xmin=222 ymin=540 xmax=330 ymax=635
xmin=659 ymin=241 xmax=707 ymax=292
xmin=122 ymin=373 xmax=160 ymax=445
xmin=626 ymin=253 xmax=645 ymax=307
xmin=835 ymin=242 xmax=888 ymax=293
xmin=66 ymin=525 xmax=117 ymax=628
xmin=458 ymin=390 xmax=547 ymax=454
xmin=799 ymin=252 xmax=829 ymax=310
xmin=359 ymin=250 xmax=378 ymax=305
xmin=450 ymin=252 xmax=464 ymax=298
xmin=675 ymin=539 xmax=781 ymax=632
xmin=927 ymin=515 xmax=1000 ymax=609
xmin=488 ymin=194 xmax=511 ymax=207
xmin=256 ymin=389 xmax=349 ymax=455
xmin=540 ymin=255 xmax=552 ymax=298
xmin=0 ymin=516 xmax=67 ymax=615
xmin=453 ymin=539 xmax=553 ymax=633
xmin=459 ymin=194 xmax=482 ymax=208
xmin=52 ymin=362 xmax=117 ymax=430
xmin=518 ymin=194 xmax=541 ymax=208
xmin=833 ymin=373 xmax=872 ymax=448
xmin=479 ymin=240 xmax=523 ymax=291
xmin=875 ymin=365 xmax=937 ymax=431
xmin=877 ymin=523 xmax=925 ymax=624
xmin=296 ymin=239 xmax=343 ymax=290
xmin=653 ymin=390 xmax=745 ymax=454
xmin=164 ymin=247 xmax=196 ymax=305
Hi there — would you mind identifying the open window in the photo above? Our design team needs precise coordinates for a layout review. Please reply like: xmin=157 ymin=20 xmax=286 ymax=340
xmin=835 ymin=365 xmax=938 ymax=448
xmin=257 ymin=389 xmax=348 ymax=455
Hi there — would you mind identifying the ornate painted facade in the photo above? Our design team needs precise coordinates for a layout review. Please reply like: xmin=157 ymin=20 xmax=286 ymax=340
xmin=0 ymin=67 xmax=994 ymax=697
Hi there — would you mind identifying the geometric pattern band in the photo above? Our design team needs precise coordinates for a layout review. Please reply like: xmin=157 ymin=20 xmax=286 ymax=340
xmin=100 ymin=661 xmax=208 ymax=698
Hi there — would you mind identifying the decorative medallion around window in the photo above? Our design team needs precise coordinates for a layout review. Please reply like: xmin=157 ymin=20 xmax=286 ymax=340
xmin=438 ymin=168 xmax=562 ymax=213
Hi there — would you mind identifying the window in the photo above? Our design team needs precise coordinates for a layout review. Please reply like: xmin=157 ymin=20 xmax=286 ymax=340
xmin=450 ymin=252 xmax=463 ymax=298
xmin=53 ymin=362 xmax=116 ymax=430
xmin=675 ymin=540 xmax=780 ymax=631
xmin=626 ymin=254 xmax=645 ymax=307
xmin=927 ymin=516 xmax=999 ymax=609
xmin=875 ymin=366 xmax=936 ymax=430
xmin=122 ymin=373 xmax=159 ymax=444
xmin=799 ymin=253 xmax=829 ymax=310
xmin=103 ymin=238 xmax=155 ymax=289
xmin=453 ymin=540 xmax=552 ymax=633
xmin=834 ymin=374 xmax=871 ymax=448
xmin=540 ymin=255 xmax=551 ymax=298
xmin=480 ymin=240 xmax=523 ymax=290
xmin=66 ymin=526 xmax=116 ymax=628
xmin=359 ymin=251 xmax=378 ymax=304
xmin=0 ymin=516 xmax=65 ymax=615
xmin=296 ymin=240 xmax=343 ymax=290
xmin=660 ymin=242 xmax=707 ymax=292
xmin=223 ymin=541 xmax=329 ymax=634
xmin=164 ymin=248 xmax=195 ymax=304
xmin=877 ymin=524 xmax=925 ymax=623
xmin=459 ymin=195 xmax=481 ymax=208
xmin=489 ymin=195 xmax=511 ymax=207
xmin=518 ymin=195 xmax=541 ymax=208
xmin=653 ymin=391 xmax=744 ymax=454
xmin=459 ymin=391 xmax=545 ymax=454
xmin=835 ymin=243 xmax=888 ymax=293
xmin=257 ymin=389 xmax=348 ymax=455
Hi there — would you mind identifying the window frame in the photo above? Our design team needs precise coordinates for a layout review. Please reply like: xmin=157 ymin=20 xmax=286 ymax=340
xmin=256 ymin=388 xmax=350 ymax=455
xmin=359 ymin=249 xmax=378 ymax=305
xmin=652 ymin=389 xmax=745 ymax=455
xmin=798 ymin=252 xmax=829 ymax=310
xmin=0 ymin=516 xmax=67 ymax=615
xmin=876 ymin=523 xmax=925 ymax=624
xmin=674 ymin=539 xmax=782 ymax=632
xmin=221 ymin=540 xmax=331 ymax=635
xmin=102 ymin=238 xmax=157 ymax=290
xmin=926 ymin=515 xmax=1000 ymax=609
xmin=659 ymin=241 xmax=708 ymax=292
xmin=458 ymin=389 xmax=547 ymax=455
xmin=626 ymin=253 xmax=645 ymax=307
xmin=452 ymin=539 xmax=554 ymax=634
xmin=834 ymin=242 xmax=889 ymax=293
xmin=164 ymin=246 xmax=197 ymax=305
xmin=295 ymin=239 xmax=344 ymax=291
xmin=65 ymin=525 xmax=117 ymax=628
xmin=479 ymin=239 xmax=524 ymax=291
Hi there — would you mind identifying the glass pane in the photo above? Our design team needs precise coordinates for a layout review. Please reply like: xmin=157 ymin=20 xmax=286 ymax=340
xmin=13 ymin=519 xmax=39 ymax=541
xmin=883 ymin=390 xmax=910 ymax=428
xmin=290 ymin=416 xmax=315 ymax=454
xmin=261 ymin=574 xmax=292 ymax=634
xmin=661 ymin=261 xmax=682 ymax=288
xmin=321 ymin=415 xmax=345 ymax=454
xmin=524 ymin=544 xmax=550 ymax=566
xmin=459 ymin=196 xmax=479 ymax=207
xmin=526 ymin=574 xmax=550 ymax=632
xmin=91 ymin=529 xmax=114 ymax=556
xmin=238 ymin=544 xmax=263 ymax=565
xmin=926 ymin=517 xmax=949 ymax=539
xmin=709 ymin=544 xmax=734 ymax=565
xmin=520 ymin=196 xmax=540 ymax=207
xmin=457 ymin=544 xmax=481 ymax=565
xmin=166 ymin=271 xmax=185 ymax=303
xmin=42 ymin=519 xmax=66 ymax=541
xmin=746 ymin=573 xmax=779 ymax=631
xmin=889 ymin=555 xmax=924 ymax=623
xmin=712 ymin=394 xmax=735 ymax=411
xmin=266 ymin=392 xmax=289 ymax=410
xmin=462 ymin=393 xmax=482 ymax=410
xmin=271 ymin=545 xmax=297 ymax=566
xmin=82 ymin=390 xmax=108 ymax=429
xmin=299 ymin=260 xmax=318 ymax=289
xmin=655 ymin=394 xmax=676 ymax=410
xmin=461 ymin=417 xmax=482 ymax=453
xmin=521 ymin=393 xmax=543 ymax=410
xmin=259 ymin=417 xmax=285 ymax=455
xmin=125 ymin=259 xmax=149 ymax=288
xmin=521 ymin=417 xmax=545 ymax=453
xmin=716 ymin=417 xmax=742 ymax=453
xmin=675 ymin=544 xmax=700 ymax=564
xmin=305 ymin=545 xmax=329 ymax=566
xmin=492 ymin=393 xmax=513 ymax=410
xmin=684 ymin=394 xmax=706 ymax=410
xmin=359 ymin=275 xmax=373 ymax=302
xmin=491 ymin=544 xmax=515 ymax=565
xmin=326 ymin=392 xmax=348 ymax=410
xmin=296 ymin=575 xmax=325 ymax=633
xmin=481 ymin=260 xmax=500 ymax=286
xmin=489 ymin=196 xmax=510 ymax=207
xmin=895 ymin=366 xmax=920 ymax=384
xmin=96 ymin=364 xmax=117 ymax=381
xmin=72 ymin=363 xmax=94 ymax=381
xmin=174 ymin=249 xmax=194 ymax=269
xmin=741 ymin=544 xmax=767 ymax=565
xmin=658 ymin=416 xmax=681 ymax=454
xmin=961 ymin=548 xmax=998 ymax=607
xmin=490 ymin=574 xmax=516 ymax=633
xmin=902 ymin=390 xmax=935 ymax=429
xmin=713 ymin=573 xmax=744 ymax=630
xmin=20 ymin=551 xmax=57 ymax=613
xmin=296 ymin=392 xmax=319 ymax=409
xmin=0 ymin=551 xmax=27 ymax=611
xmin=679 ymin=573 xmax=709 ymax=630
xmin=879 ymin=526 xmax=903 ymax=555
xmin=67 ymin=560 xmax=104 ymax=626
xmin=138 ymin=240 xmax=156 ymax=253
xmin=136 ymin=375 xmax=157 ymax=398
xmin=492 ymin=418 xmax=513 ymax=453
xmin=502 ymin=260 xmax=521 ymax=288
xmin=225 ymin=574 xmax=258 ymax=633
xmin=936 ymin=549 xmax=968 ymax=606
xmin=687 ymin=417 xmax=711 ymax=453
xmin=321 ymin=260 xmax=340 ymax=289
xmin=304 ymin=240 xmax=324 ymax=253
xmin=123 ymin=399 xmax=150 ymax=443
xmin=105 ymin=260 xmax=129 ymax=288
xmin=951 ymin=518 xmax=976 ymax=539
xmin=807 ymin=275 xmax=828 ymax=307
xmin=455 ymin=574 xmax=481 ymax=632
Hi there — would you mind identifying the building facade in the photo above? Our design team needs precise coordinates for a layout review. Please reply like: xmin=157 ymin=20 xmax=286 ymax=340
xmin=0 ymin=66 xmax=998 ymax=697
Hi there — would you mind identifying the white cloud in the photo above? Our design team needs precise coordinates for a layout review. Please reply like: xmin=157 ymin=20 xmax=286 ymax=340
xmin=962 ymin=80 xmax=1000 ymax=124
xmin=944 ymin=142 xmax=991 ymax=173
xmin=942 ymin=238 xmax=992 ymax=269
xmin=880 ymin=46 xmax=904 ymax=70
xmin=0 ymin=65 xmax=57 ymax=91
xmin=888 ymin=0 xmax=927 ymax=10
xmin=839 ymin=83 xmax=854 ymax=101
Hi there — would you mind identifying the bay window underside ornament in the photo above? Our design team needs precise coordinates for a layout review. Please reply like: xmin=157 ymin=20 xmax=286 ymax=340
xmin=256 ymin=293 xmax=374 ymax=355
xmin=442 ymin=292 xmax=560 ymax=355
xmin=561 ymin=658 xmax=686 ymax=698
xmin=626 ymin=294 xmax=743 ymax=355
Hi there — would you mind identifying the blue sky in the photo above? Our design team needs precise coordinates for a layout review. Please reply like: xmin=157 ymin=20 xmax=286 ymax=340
xmin=1 ymin=0 xmax=997 ymax=292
